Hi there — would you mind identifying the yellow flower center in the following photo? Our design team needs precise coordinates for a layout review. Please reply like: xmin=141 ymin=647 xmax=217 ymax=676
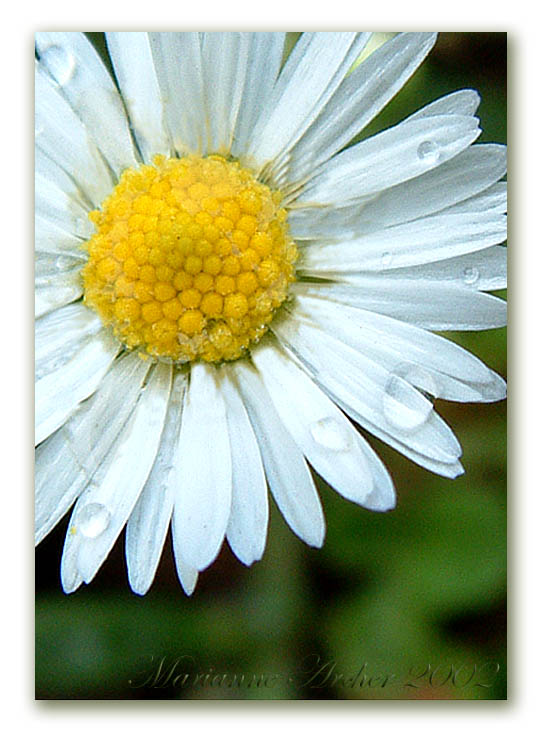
xmin=82 ymin=155 xmax=297 ymax=363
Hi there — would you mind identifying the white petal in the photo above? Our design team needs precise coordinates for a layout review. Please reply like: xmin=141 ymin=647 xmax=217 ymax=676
xmin=295 ymin=277 xmax=506 ymax=332
xmin=299 ymin=210 xmax=507 ymax=274
xmin=35 ymin=275 xmax=83 ymax=318
xmin=442 ymin=181 xmax=507 ymax=216
xmin=246 ymin=33 xmax=368 ymax=180
xmin=35 ymin=146 xmax=92 ymax=211
xmin=35 ymin=32 xmax=138 ymax=175
xmin=106 ymin=32 xmax=172 ymax=162
xmin=231 ymin=362 xmax=325 ymax=547
xmin=35 ymin=303 xmax=102 ymax=379
xmin=220 ymin=372 xmax=269 ymax=566
xmin=406 ymin=89 xmax=481 ymax=119
xmin=289 ymin=293 xmax=506 ymax=403
xmin=148 ymin=32 xmax=206 ymax=156
xmin=201 ymin=32 xmax=251 ymax=154
xmin=35 ymin=62 xmax=114 ymax=206
xmin=170 ymin=530 xmax=199 ymax=596
xmin=252 ymin=340 xmax=396 ymax=511
xmin=308 ymin=245 xmax=507 ymax=293
xmin=231 ymin=32 xmax=286 ymax=158
xmin=35 ymin=170 xmax=92 ymax=239
xmin=37 ymin=353 xmax=151 ymax=545
xmin=297 ymin=114 xmax=480 ymax=206
xmin=74 ymin=362 xmax=172 ymax=584
xmin=172 ymin=363 xmax=232 ymax=571
xmin=272 ymin=313 xmax=463 ymax=474
xmin=126 ymin=372 xmax=187 ymax=595
xmin=35 ymin=330 xmax=120 ymax=445
xmin=35 ymin=214 xmax=86 ymax=257
xmin=348 ymin=144 xmax=507 ymax=234
xmin=286 ymin=32 xmax=436 ymax=186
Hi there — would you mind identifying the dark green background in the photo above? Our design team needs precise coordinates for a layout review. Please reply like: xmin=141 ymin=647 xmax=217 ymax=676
xmin=35 ymin=32 xmax=507 ymax=700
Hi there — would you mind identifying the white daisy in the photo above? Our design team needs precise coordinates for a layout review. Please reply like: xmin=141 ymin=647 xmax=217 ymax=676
xmin=35 ymin=32 xmax=507 ymax=596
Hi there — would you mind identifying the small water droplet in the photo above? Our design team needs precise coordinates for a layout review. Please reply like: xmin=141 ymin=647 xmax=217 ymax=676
xmin=417 ymin=140 xmax=440 ymax=164
xmin=381 ymin=252 xmax=393 ymax=268
xmin=35 ymin=125 xmax=43 ymax=138
xmin=463 ymin=266 xmax=480 ymax=286
xmin=41 ymin=44 xmax=76 ymax=86
xmin=55 ymin=255 xmax=75 ymax=271
xmin=382 ymin=372 xmax=434 ymax=433
xmin=309 ymin=417 xmax=351 ymax=452
xmin=78 ymin=503 xmax=111 ymax=538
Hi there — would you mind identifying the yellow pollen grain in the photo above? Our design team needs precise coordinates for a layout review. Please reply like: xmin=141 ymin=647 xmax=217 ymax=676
xmin=82 ymin=154 xmax=297 ymax=363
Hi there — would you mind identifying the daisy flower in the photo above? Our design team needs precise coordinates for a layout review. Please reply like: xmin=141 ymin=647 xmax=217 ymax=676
xmin=35 ymin=32 xmax=507 ymax=596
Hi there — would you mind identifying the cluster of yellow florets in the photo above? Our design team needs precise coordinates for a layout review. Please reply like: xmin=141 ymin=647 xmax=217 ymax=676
xmin=82 ymin=155 xmax=297 ymax=363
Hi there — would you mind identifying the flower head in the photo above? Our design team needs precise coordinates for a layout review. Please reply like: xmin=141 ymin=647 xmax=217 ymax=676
xmin=35 ymin=32 xmax=507 ymax=595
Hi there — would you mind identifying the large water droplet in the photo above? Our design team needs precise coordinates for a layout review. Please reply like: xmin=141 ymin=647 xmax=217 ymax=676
xmin=382 ymin=372 xmax=434 ymax=433
xmin=417 ymin=140 xmax=440 ymax=165
xmin=41 ymin=44 xmax=76 ymax=86
xmin=463 ymin=266 xmax=480 ymax=286
xmin=309 ymin=417 xmax=352 ymax=452
xmin=78 ymin=503 xmax=111 ymax=538
xmin=391 ymin=362 xmax=439 ymax=399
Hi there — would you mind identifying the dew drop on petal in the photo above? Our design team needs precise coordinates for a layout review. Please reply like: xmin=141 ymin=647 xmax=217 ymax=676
xmin=78 ymin=503 xmax=111 ymax=538
xmin=417 ymin=140 xmax=440 ymax=165
xmin=391 ymin=362 xmax=439 ymax=399
xmin=381 ymin=251 xmax=393 ymax=268
xmin=55 ymin=255 xmax=76 ymax=271
xmin=382 ymin=372 xmax=434 ymax=433
xmin=463 ymin=266 xmax=480 ymax=286
xmin=309 ymin=417 xmax=352 ymax=452
xmin=41 ymin=44 xmax=76 ymax=86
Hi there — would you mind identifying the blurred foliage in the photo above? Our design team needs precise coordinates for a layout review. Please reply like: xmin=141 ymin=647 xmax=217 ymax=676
xmin=35 ymin=32 xmax=507 ymax=700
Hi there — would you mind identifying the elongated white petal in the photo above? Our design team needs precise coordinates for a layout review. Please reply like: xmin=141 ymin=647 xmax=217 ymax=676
xmin=37 ymin=353 xmax=151 ymax=545
xmin=36 ymin=170 xmax=92 ymax=239
xmin=35 ymin=32 xmax=138 ymax=175
xmin=172 ymin=363 xmax=232 ymax=571
xmin=273 ymin=314 xmax=462 ymax=471
xmin=106 ymin=32 xmax=172 ymax=162
xmin=74 ymin=362 xmax=172 ymax=584
xmin=252 ymin=341 xmax=395 ymax=511
xmin=406 ymin=89 xmax=481 ymax=120
xmin=148 ymin=33 xmax=206 ymax=156
xmin=170 ymin=529 xmax=199 ymax=596
xmin=231 ymin=32 xmax=286 ymax=158
xmin=220 ymin=372 xmax=269 ymax=566
xmin=303 ymin=245 xmax=506 ymax=294
xmin=35 ymin=214 xmax=86 ymax=257
xmin=35 ymin=147 xmax=92 ymax=211
xmin=300 ymin=210 xmax=507 ymax=274
xmin=201 ymin=32 xmax=250 ymax=155
xmin=35 ymin=303 xmax=102 ymax=379
xmin=35 ymin=63 xmax=114 ymax=206
xmin=442 ymin=181 xmax=507 ymax=216
xmin=35 ymin=330 xmax=120 ymax=445
xmin=288 ymin=293 xmax=506 ymax=403
xmin=247 ymin=33 xmax=369 ymax=179
xmin=287 ymin=32 xmax=436 ymax=186
xmin=35 ymin=275 xmax=83 ymax=318
xmin=298 ymin=114 xmax=480 ymax=206
xmin=295 ymin=277 xmax=506 ymax=331
xmin=350 ymin=144 xmax=507 ymax=234
xmin=126 ymin=372 xmax=187 ymax=595
xmin=232 ymin=362 xmax=325 ymax=547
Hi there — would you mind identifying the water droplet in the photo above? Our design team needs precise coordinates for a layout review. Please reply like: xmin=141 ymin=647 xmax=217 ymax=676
xmin=41 ymin=44 xmax=76 ymax=86
xmin=309 ymin=417 xmax=352 ymax=452
xmin=55 ymin=255 xmax=75 ymax=271
xmin=78 ymin=503 xmax=111 ymax=538
xmin=381 ymin=252 xmax=393 ymax=268
xmin=417 ymin=140 xmax=440 ymax=165
xmin=382 ymin=372 xmax=434 ymax=433
xmin=463 ymin=266 xmax=480 ymax=286
xmin=35 ymin=125 xmax=43 ymax=138
xmin=391 ymin=362 xmax=439 ymax=399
